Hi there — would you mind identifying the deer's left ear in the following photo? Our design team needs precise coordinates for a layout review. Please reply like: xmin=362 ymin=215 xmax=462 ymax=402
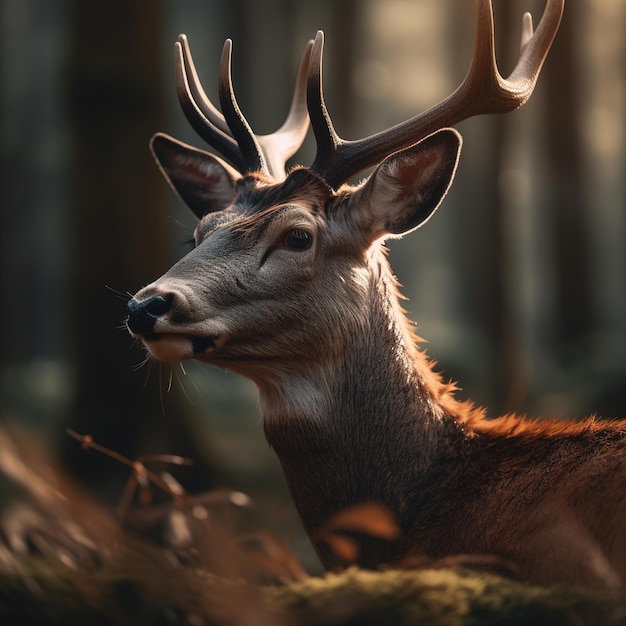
xmin=350 ymin=129 xmax=461 ymax=239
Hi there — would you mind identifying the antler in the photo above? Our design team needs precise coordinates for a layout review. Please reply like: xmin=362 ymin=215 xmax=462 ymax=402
xmin=308 ymin=0 xmax=564 ymax=189
xmin=175 ymin=35 xmax=312 ymax=180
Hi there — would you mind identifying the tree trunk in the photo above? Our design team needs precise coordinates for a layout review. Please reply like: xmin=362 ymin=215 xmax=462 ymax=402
xmin=62 ymin=1 xmax=221 ymax=495
xmin=543 ymin=4 xmax=592 ymax=361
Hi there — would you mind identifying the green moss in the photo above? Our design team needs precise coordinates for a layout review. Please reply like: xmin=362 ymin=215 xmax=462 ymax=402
xmin=1 ymin=559 xmax=624 ymax=625
xmin=269 ymin=568 xmax=624 ymax=626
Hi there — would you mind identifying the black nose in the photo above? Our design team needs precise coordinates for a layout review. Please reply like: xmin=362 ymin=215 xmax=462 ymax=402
xmin=127 ymin=295 xmax=173 ymax=334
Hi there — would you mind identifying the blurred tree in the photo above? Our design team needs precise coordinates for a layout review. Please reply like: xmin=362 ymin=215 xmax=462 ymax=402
xmin=61 ymin=0 xmax=223 ymax=496
xmin=444 ymin=2 xmax=520 ymax=416
xmin=0 ymin=2 xmax=70 ymax=428
xmin=543 ymin=4 xmax=592 ymax=363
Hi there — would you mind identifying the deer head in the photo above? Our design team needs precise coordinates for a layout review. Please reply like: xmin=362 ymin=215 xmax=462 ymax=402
xmin=128 ymin=1 xmax=562 ymax=380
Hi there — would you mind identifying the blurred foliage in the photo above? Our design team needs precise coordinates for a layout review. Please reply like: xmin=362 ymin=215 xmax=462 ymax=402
xmin=3 ymin=425 xmax=621 ymax=625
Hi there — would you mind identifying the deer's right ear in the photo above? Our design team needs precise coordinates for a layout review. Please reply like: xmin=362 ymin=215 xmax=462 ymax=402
xmin=150 ymin=133 xmax=239 ymax=219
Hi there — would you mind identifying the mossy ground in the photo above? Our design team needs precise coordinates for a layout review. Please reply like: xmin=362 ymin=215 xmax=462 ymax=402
xmin=2 ymin=559 xmax=623 ymax=625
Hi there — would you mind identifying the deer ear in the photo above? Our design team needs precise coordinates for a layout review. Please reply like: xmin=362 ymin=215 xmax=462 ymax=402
xmin=351 ymin=129 xmax=461 ymax=239
xmin=150 ymin=133 xmax=240 ymax=220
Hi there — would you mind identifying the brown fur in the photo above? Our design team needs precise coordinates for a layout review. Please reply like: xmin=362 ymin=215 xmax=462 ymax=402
xmin=261 ymin=260 xmax=626 ymax=588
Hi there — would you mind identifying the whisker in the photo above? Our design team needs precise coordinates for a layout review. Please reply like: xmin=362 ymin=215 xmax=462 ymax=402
xmin=174 ymin=365 xmax=194 ymax=405
xmin=167 ymin=215 xmax=195 ymax=232
xmin=180 ymin=363 xmax=200 ymax=403
xmin=158 ymin=364 xmax=166 ymax=415
xmin=105 ymin=284 xmax=134 ymax=301
xmin=132 ymin=353 xmax=152 ymax=373
xmin=138 ymin=356 xmax=154 ymax=389
xmin=128 ymin=338 xmax=142 ymax=355
xmin=167 ymin=365 xmax=174 ymax=393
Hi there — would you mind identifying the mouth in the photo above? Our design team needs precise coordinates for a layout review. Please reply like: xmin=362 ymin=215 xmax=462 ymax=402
xmin=190 ymin=334 xmax=217 ymax=354
xmin=135 ymin=332 xmax=218 ymax=362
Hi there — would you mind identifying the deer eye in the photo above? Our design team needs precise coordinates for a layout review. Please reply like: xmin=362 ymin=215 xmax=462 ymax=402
xmin=283 ymin=228 xmax=313 ymax=251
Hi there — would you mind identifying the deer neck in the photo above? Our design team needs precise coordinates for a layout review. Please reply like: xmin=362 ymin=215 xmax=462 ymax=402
xmin=255 ymin=252 xmax=471 ymax=565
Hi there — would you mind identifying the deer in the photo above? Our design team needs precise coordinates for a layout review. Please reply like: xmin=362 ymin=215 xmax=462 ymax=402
xmin=126 ymin=0 xmax=626 ymax=590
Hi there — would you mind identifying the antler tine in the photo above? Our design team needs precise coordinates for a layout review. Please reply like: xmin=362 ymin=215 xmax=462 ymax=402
xmin=175 ymin=35 xmax=243 ymax=171
xmin=458 ymin=0 xmax=563 ymax=113
xmin=175 ymin=35 xmax=312 ymax=179
xmin=509 ymin=3 xmax=561 ymax=92
xmin=308 ymin=31 xmax=342 ymax=178
xmin=309 ymin=0 xmax=564 ymax=189
xmin=257 ymin=40 xmax=314 ymax=180
xmin=218 ymin=39 xmax=268 ymax=175
xmin=177 ymin=35 xmax=230 ymax=135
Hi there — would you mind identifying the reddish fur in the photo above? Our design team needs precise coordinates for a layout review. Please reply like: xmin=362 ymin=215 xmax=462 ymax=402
xmin=258 ymin=255 xmax=626 ymax=589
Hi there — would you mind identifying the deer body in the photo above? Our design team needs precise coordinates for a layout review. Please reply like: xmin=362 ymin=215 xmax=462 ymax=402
xmin=256 ymin=216 xmax=626 ymax=587
xmin=125 ymin=0 xmax=626 ymax=588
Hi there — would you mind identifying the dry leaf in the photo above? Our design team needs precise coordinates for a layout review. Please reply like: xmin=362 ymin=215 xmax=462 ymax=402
xmin=321 ymin=533 xmax=360 ymax=564
xmin=325 ymin=503 xmax=401 ymax=541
